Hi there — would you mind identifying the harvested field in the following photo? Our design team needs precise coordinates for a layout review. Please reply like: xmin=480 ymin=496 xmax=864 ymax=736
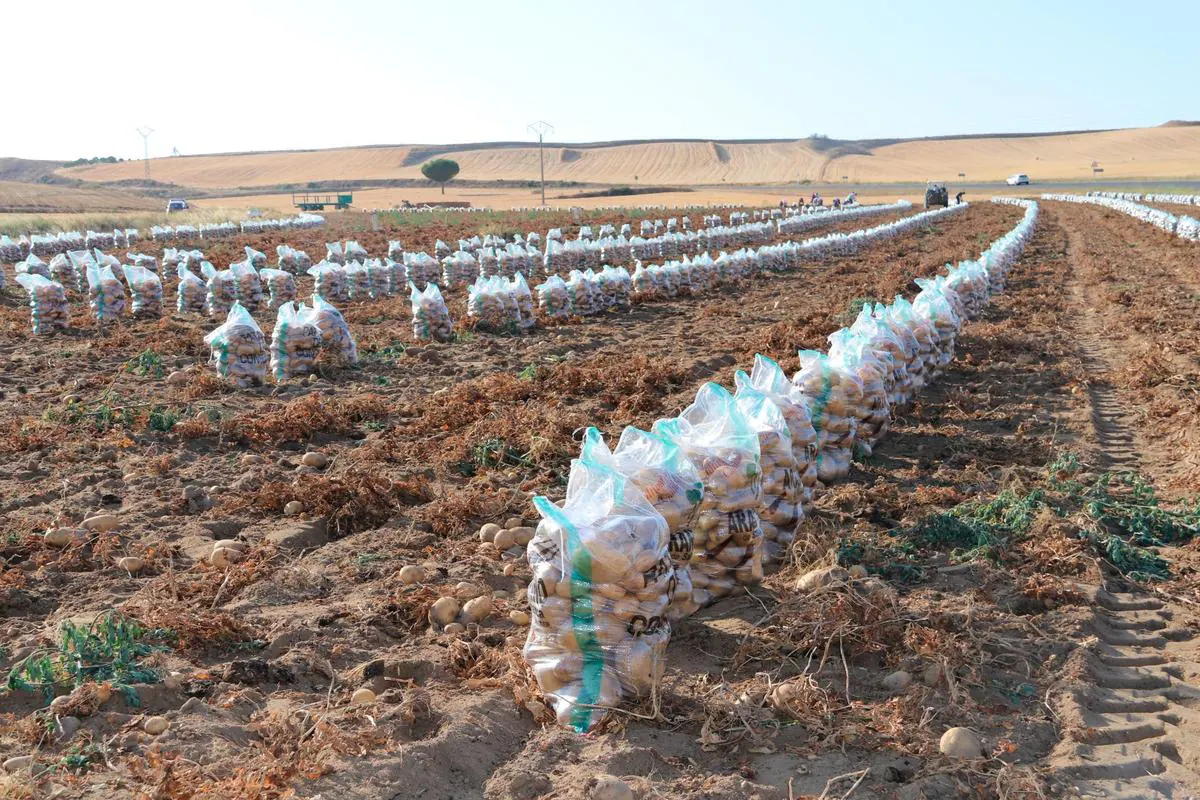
xmin=0 ymin=181 xmax=161 ymax=214
xmin=1 ymin=199 xmax=1199 ymax=800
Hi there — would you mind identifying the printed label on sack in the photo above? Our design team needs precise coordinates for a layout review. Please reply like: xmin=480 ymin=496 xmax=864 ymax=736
xmin=668 ymin=529 xmax=694 ymax=562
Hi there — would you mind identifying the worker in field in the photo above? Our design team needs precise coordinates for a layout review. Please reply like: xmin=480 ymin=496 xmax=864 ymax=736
xmin=846 ymin=191 xmax=857 ymax=205
xmin=955 ymin=191 xmax=966 ymax=205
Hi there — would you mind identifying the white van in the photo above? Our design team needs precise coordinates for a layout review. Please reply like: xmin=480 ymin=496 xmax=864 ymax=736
xmin=1006 ymin=174 xmax=1030 ymax=186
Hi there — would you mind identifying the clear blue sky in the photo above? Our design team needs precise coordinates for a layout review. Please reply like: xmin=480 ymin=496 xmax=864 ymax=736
xmin=9 ymin=0 xmax=1200 ymax=160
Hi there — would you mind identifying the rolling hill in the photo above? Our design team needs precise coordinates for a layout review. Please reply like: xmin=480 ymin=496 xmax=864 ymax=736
xmin=56 ymin=125 xmax=1200 ymax=190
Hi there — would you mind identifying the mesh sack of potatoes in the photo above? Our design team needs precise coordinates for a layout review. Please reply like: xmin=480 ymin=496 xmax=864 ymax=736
xmin=596 ymin=266 xmax=632 ymax=309
xmin=205 ymin=269 xmax=237 ymax=317
xmin=581 ymin=426 xmax=704 ymax=621
xmin=161 ymin=248 xmax=182 ymax=272
xmin=871 ymin=302 xmax=927 ymax=398
xmin=793 ymin=350 xmax=863 ymax=483
xmin=204 ymin=302 xmax=268 ymax=387
xmin=851 ymin=305 xmax=914 ymax=408
xmin=345 ymin=261 xmax=371 ymax=301
xmin=122 ymin=265 xmax=163 ymax=319
xmin=387 ymin=240 xmax=404 ymax=261
xmin=565 ymin=270 xmax=599 ymax=316
xmin=325 ymin=242 xmax=346 ymax=265
xmin=15 ymin=274 xmax=69 ymax=334
xmin=404 ymin=252 xmax=441 ymax=289
xmin=230 ymin=261 xmax=264 ymax=311
xmin=478 ymin=247 xmax=499 ymax=278
xmin=732 ymin=375 xmax=802 ymax=567
xmin=310 ymin=294 xmax=358 ymax=365
xmin=652 ymin=382 xmax=763 ymax=608
xmin=434 ymin=239 xmax=451 ymax=260
xmin=126 ymin=252 xmax=158 ymax=273
xmin=387 ymin=258 xmax=408 ymax=294
xmin=244 ymin=246 xmax=267 ymax=269
xmin=345 ymin=240 xmax=369 ymax=263
xmin=912 ymin=278 xmax=962 ymax=373
xmin=260 ymin=268 xmax=297 ymax=311
xmin=631 ymin=262 xmax=659 ymax=300
xmin=511 ymin=273 xmax=536 ymax=331
xmin=269 ymin=301 xmax=322 ymax=381
xmin=744 ymin=355 xmax=818 ymax=513
xmin=944 ymin=260 xmax=989 ymax=320
xmin=0 ymin=235 xmax=22 ymax=262
xmin=275 ymin=245 xmax=300 ymax=273
xmin=365 ymin=258 xmax=393 ymax=298
xmin=17 ymin=254 xmax=50 ymax=278
xmin=176 ymin=264 xmax=207 ymax=313
xmin=536 ymin=274 xmax=571 ymax=318
xmin=308 ymin=262 xmax=348 ymax=303
xmin=524 ymin=459 xmax=674 ymax=732
xmin=467 ymin=275 xmax=519 ymax=331
xmin=410 ymin=281 xmax=453 ymax=342
xmin=886 ymin=298 xmax=938 ymax=389
xmin=85 ymin=263 xmax=127 ymax=324
xmin=49 ymin=254 xmax=78 ymax=292
xmin=828 ymin=330 xmax=891 ymax=458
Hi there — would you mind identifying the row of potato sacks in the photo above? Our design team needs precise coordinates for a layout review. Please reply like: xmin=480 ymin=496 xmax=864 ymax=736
xmin=522 ymin=201 xmax=1038 ymax=730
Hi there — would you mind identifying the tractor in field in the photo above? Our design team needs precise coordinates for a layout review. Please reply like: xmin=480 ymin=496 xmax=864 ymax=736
xmin=924 ymin=181 xmax=949 ymax=208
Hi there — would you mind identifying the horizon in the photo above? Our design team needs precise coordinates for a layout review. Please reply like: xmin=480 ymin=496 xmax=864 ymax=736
xmin=9 ymin=0 xmax=1200 ymax=162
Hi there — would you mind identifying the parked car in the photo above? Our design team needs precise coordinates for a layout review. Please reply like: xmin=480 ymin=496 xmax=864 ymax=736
xmin=166 ymin=198 xmax=189 ymax=212
xmin=1006 ymin=174 xmax=1031 ymax=186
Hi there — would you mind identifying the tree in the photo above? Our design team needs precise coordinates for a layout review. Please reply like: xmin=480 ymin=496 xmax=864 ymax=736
xmin=421 ymin=158 xmax=460 ymax=194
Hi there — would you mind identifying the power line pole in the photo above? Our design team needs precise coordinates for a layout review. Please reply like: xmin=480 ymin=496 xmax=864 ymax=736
xmin=527 ymin=121 xmax=553 ymax=207
xmin=136 ymin=127 xmax=155 ymax=180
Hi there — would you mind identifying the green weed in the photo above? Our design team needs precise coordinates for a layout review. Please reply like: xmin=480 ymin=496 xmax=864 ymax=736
xmin=7 ymin=612 xmax=171 ymax=706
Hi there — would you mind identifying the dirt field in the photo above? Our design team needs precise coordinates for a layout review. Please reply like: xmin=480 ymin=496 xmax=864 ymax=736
xmin=0 ymin=182 xmax=160 ymax=214
xmin=1 ymin=201 xmax=1198 ymax=799
xmin=59 ymin=126 xmax=1200 ymax=188
xmin=190 ymin=187 xmax=905 ymax=215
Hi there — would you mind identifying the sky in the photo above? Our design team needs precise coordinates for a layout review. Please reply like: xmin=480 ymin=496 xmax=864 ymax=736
xmin=8 ymin=0 xmax=1199 ymax=161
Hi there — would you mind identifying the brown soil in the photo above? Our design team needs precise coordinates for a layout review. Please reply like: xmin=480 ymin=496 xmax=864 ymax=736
xmin=2 ymin=201 xmax=1199 ymax=800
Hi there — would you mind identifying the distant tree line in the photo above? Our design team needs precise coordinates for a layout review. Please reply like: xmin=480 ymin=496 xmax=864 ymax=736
xmin=63 ymin=156 xmax=125 ymax=167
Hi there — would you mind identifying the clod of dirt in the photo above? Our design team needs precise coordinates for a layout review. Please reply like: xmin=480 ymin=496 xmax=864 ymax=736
xmin=848 ymin=564 xmax=869 ymax=579
xmin=117 ymin=556 xmax=144 ymax=574
xmin=444 ymin=622 xmax=466 ymax=635
xmin=796 ymin=565 xmax=849 ymax=592
xmin=3 ymin=756 xmax=33 ymax=773
xmin=83 ymin=514 xmax=119 ymax=532
xmin=589 ymin=775 xmax=634 ymax=800
xmin=143 ymin=716 xmax=170 ymax=735
xmin=266 ymin=519 xmax=328 ymax=552
xmin=241 ymin=454 xmax=265 ymax=466
xmin=399 ymin=565 xmax=426 ymax=584
xmin=461 ymin=595 xmax=493 ymax=624
xmin=43 ymin=528 xmax=76 ymax=547
xmin=166 ymin=370 xmax=189 ymax=385
xmin=183 ymin=485 xmax=213 ymax=513
xmin=882 ymin=670 xmax=913 ymax=693
xmin=479 ymin=523 xmax=501 ymax=543
xmin=220 ymin=659 xmax=293 ymax=684
xmin=56 ymin=716 xmax=80 ymax=739
xmin=509 ymin=610 xmax=531 ymax=626
xmin=283 ymin=500 xmax=304 ymax=516
xmin=301 ymin=452 xmax=329 ymax=468
xmin=430 ymin=596 xmax=462 ymax=627
xmin=351 ymin=687 xmax=376 ymax=705
xmin=922 ymin=663 xmax=943 ymax=687
xmin=938 ymin=727 xmax=984 ymax=759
